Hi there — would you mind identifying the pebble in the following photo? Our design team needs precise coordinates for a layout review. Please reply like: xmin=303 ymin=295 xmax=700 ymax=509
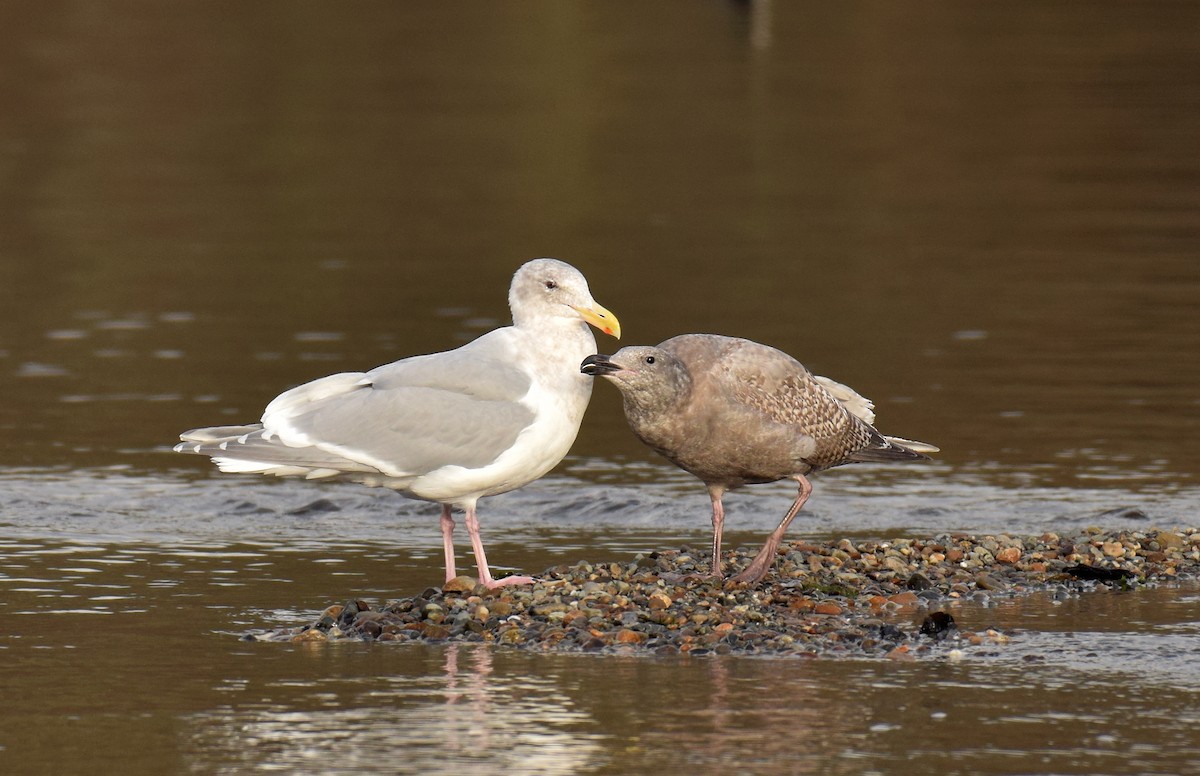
xmin=246 ymin=527 xmax=1200 ymax=658
xmin=442 ymin=576 xmax=477 ymax=594
xmin=647 ymin=591 xmax=673 ymax=610
xmin=996 ymin=547 xmax=1021 ymax=565
xmin=974 ymin=572 xmax=1007 ymax=591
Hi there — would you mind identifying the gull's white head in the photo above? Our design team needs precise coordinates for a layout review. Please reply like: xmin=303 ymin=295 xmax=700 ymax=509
xmin=509 ymin=258 xmax=621 ymax=339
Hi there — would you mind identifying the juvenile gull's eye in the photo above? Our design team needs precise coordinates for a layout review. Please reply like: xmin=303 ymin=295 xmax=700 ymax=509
xmin=544 ymin=280 xmax=557 ymax=290
xmin=645 ymin=356 xmax=656 ymax=365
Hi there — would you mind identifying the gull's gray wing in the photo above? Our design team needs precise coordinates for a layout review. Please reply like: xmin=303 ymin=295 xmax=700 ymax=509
xmin=182 ymin=329 xmax=537 ymax=477
xmin=267 ymin=332 xmax=535 ymax=476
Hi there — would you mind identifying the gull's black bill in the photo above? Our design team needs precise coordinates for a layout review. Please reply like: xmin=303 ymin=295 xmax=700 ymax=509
xmin=580 ymin=354 xmax=621 ymax=376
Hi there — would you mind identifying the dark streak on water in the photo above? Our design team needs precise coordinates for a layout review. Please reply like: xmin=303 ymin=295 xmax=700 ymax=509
xmin=2 ymin=2 xmax=1199 ymax=774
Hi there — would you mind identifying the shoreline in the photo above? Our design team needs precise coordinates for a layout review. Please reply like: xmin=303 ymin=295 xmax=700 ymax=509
xmin=247 ymin=527 xmax=1200 ymax=658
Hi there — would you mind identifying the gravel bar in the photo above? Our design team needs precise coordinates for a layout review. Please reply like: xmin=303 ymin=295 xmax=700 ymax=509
xmin=247 ymin=527 xmax=1200 ymax=658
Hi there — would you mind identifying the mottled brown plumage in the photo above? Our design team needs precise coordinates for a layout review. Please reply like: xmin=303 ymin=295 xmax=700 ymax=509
xmin=582 ymin=334 xmax=937 ymax=583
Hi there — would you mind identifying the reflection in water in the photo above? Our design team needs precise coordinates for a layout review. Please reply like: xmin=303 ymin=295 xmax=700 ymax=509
xmin=180 ymin=643 xmax=846 ymax=776
xmin=184 ymin=645 xmax=604 ymax=775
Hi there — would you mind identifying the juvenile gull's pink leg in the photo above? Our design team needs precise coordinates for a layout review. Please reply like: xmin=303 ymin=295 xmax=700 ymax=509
xmin=707 ymin=485 xmax=727 ymax=578
xmin=463 ymin=504 xmax=535 ymax=589
xmin=732 ymin=475 xmax=813 ymax=584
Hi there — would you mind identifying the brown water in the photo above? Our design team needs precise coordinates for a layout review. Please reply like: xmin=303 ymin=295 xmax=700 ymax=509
xmin=2 ymin=2 xmax=1199 ymax=773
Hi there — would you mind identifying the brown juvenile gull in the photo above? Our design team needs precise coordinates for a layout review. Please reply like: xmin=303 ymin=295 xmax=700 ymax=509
xmin=581 ymin=334 xmax=937 ymax=584
xmin=176 ymin=258 xmax=620 ymax=589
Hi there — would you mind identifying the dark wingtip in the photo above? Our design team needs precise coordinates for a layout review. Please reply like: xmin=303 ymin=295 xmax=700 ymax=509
xmin=847 ymin=435 xmax=937 ymax=465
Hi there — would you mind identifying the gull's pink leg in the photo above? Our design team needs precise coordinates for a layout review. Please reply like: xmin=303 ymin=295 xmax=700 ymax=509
xmin=440 ymin=504 xmax=457 ymax=583
xmin=463 ymin=504 xmax=535 ymax=589
xmin=732 ymin=474 xmax=813 ymax=584
xmin=707 ymin=485 xmax=727 ymax=578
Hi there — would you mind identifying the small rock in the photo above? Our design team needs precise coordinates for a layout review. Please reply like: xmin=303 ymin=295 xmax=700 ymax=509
xmin=615 ymin=628 xmax=647 ymax=644
xmin=647 ymin=591 xmax=673 ymax=610
xmin=974 ymin=572 xmax=1007 ymax=591
xmin=442 ymin=576 xmax=477 ymax=594
xmin=1155 ymin=531 xmax=1183 ymax=549
xmin=787 ymin=597 xmax=815 ymax=613
xmin=972 ymin=548 xmax=996 ymax=566
xmin=905 ymin=573 xmax=933 ymax=590
xmin=1065 ymin=564 xmax=1135 ymax=582
xmin=337 ymin=600 xmax=369 ymax=627
xmin=996 ymin=547 xmax=1021 ymax=564
xmin=632 ymin=553 xmax=654 ymax=568
xmin=919 ymin=611 xmax=956 ymax=639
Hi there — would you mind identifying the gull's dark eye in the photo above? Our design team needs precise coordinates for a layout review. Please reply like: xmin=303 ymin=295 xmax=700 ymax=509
xmin=645 ymin=356 xmax=656 ymax=365
xmin=544 ymin=280 xmax=558 ymax=290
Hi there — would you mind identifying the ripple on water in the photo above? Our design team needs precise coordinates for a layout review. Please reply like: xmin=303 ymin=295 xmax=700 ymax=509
xmin=45 ymin=329 xmax=89 ymax=341
xmin=15 ymin=362 xmax=70 ymax=378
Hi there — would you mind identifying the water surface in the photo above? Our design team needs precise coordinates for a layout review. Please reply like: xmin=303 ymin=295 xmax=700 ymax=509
xmin=2 ymin=2 xmax=1198 ymax=774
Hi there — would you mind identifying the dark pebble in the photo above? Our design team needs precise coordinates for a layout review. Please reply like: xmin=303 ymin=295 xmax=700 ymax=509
xmin=906 ymin=573 xmax=934 ymax=590
xmin=337 ymin=599 xmax=370 ymax=627
xmin=1065 ymin=564 xmax=1136 ymax=582
xmin=919 ymin=612 xmax=957 ymax=640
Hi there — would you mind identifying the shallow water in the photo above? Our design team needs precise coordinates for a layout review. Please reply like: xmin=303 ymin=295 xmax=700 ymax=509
xmin=2 ymin=1 xmax=1200 ymax=774
xmin=4 ymin=531 xmax=1199 ymax=775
